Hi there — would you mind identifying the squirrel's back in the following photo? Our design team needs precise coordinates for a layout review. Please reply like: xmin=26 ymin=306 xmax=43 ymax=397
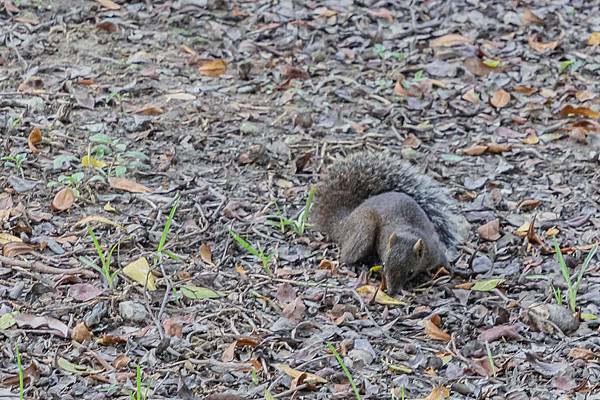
xmin=312 ymin=151 xmax=460 ymax=249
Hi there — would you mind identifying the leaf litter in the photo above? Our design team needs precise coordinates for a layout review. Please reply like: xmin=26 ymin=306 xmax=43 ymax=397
xmin=0 ymin=0 xmax=599 ymax=399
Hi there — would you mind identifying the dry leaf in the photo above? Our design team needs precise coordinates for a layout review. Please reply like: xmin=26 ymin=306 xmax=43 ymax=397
xmin=431 ymin=34 xmax=471 ymax=48
xmin=559 ymin=105 xmax=600 ymax=119
xmin=462 ymin=145 xmax=487 ymax=156
xmin=514 ymin=85 xmax=537 ymax=96
xmin=108 ymin=177 xmax=151 ymax=193
xmin=521 ymin=9 xmax=543 ymax=25
xmin=123 ymin=257 xmax=156 ymax=291
xmin=368 ymin=8 xmax=394 ymax=22
xmin=164 ymin=92 xmax=196 ymax=101
xmin=96 ymin=0 xmax=120 ymax=10
xmin=424 ymin=318 xmax=451 ymax=342
xmin=275 ymin=364 xmax=327 ymax=384
xmin=18 ymin=76 xmax=45 ymax=94
xmin=356 ymin=285 xmax=404 ymax=306
xmin=424 ymin=386 xmax=450 ymax=400
xmin=281 ymin=64 xmax=309 ymax=81
xmin=478 ymin=219 xmax=501 ymax=241
xmin=588 ymin=32 xmax=600 ymax=46
xmin=71 ymin=322 xmax=92 ymax=343
xmin=28 ymin=127 xmax=42 ymax=154
xmin=113 ymin=354 xmax=130 ymax=370
xmin=200 ymin=243 xmax=213 ymax=265
xmin=73 ymin=215 xmax=119 ymax=228
xmin=462 ymin=88 xmax=479 ymax=104
xmin=568 ymin=348 xmax=600 ymax=361
xmin=528 ymin=34 xmax=559 ymax=53
xmin=96 ymin=20 xmax=119 ymax=33
xmin=198 ymin=59 xmax=228 ymax=77
xmin=135 ymin=105 xmax=164 ymax=116
xmin=0 ymin=233 xmax=22 ymax=245
xmin=3 ymin=242 xmax=36 ymax=257
xmin=490 ymin=89 xmax=510 ymax=109
xmin=315 ymin=7 xmax=337 ymax=17
xmin=575 ymin=90 xmax=595 ymax=102
xmin=523 ymin=132 xmax=539 ymax=145
xmin=51 ymin=187 xmax=75 ymax=211
xmin=486 ymin=143 xmax=510 ymax=154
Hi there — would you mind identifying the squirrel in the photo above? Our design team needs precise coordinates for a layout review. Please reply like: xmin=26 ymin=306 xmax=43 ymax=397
xmin=312 ymin=151 xmax=460 ymax=295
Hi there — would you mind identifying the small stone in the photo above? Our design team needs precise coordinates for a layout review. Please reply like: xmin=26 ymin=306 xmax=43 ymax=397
xmin=118 ymin=301 xmax=148 ymax=322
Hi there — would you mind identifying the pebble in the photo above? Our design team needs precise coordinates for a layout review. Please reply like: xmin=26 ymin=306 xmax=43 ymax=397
xmin=118 ymin=301 xmax=148 ymax=322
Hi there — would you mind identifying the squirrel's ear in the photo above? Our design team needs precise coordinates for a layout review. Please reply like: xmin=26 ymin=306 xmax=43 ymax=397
xmin=388 ymin=233 xmax=398 ymax=250
xmin=412 ymin=238 xmax=425 ymax=259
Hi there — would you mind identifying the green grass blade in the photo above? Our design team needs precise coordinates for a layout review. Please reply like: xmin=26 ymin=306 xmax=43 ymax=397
xmin=16 ymin=344 xmax=24 ymax=400
xmin=552 ymin=237 xmax=571 ymax=287
xmin=326 ymin=342 xmax=361 ymax=400
xmin=228 ymin=229 xmax=262 ymax=259
xmin=157 ymin=196 xmax=179 ymax=253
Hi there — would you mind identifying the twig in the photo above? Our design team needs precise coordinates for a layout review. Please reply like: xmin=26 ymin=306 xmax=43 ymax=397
xmin=0 ymin=255 xmax=96 ymax=277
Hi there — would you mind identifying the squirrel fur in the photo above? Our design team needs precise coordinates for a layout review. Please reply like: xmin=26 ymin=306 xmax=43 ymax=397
xmin=312 ymin=151 xmax=460 ymax=294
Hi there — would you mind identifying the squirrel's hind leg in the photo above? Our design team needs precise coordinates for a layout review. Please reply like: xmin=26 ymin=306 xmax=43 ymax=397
xmin=337 ymin=207 xmax=380 ymax=265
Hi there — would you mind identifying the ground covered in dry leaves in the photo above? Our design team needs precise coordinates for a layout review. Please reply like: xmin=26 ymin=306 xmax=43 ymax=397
xmin=1 ymin=0 xmax=600 ymax=399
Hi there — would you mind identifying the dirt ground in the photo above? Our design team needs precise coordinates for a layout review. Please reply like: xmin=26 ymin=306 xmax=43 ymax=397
xmin=1 ymin=0 xmax=600 ymax=399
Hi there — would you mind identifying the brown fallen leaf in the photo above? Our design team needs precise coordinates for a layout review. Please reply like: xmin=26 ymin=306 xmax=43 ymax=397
xmin=108 ymin=177 xmax=151 ymax=193
xmin=490 ymin=89 xmax=510 ymax=109
xmin=281 ymin=64 xmax=309 ymax=82
xmin=588 ymin=32 xmax=600 ymax=46
xmin=96 ymin=0 xmax=120 ymax=10
xmin=113 ymin=354 xmax=130 ymax=370
xmin=28 ymin=127 xmax=42 ymax=154
xmin=478 ymin=219 xmax=501 ymax=241
xmin=17 ymin=76 xmax=45 ymax=94
xmin=198 ymin=59 xmax=228 ymax=77
xmin=3 ymin=242 xmax=36 ymax=257
xmin=96 ymin=20 xmax=119 ymax=33
xmin=51 ymin=187 xmax=75 ymax=211
xmin=575 ymin=90 xmax=596 ymax=102
xmin=200 ymin=243 xmax=213 ymax=265
xmin=486 ymin=143 xmax=510 ymax=154
xmin=424 ymin=318 xmax=451 ymax=342
xmin=568 ymin=347 xmax=600 ymax=361
xmin=135 ymin=105 xmax=164 ymax=116
xmin=521 ymin=9 xmax=543 ymax=25
xmin=71 ymin=322 xmax=93 ymax=343
xmin=528 ymin=34 xmax=559 ymax=53
xmin=276 ymin=363 xmax=327 ymax=384
xmin=462 ymin=88 xmax=480 ymax=104
xmin=518 ymin=199 xmax=542 ymax=211
xmin=478 ymin=324 xmax=523 ymax=342
xmin=430 ymin=34 xmax=471 ymax=48
xmin=423 ymin=386 xmax=450 ymax=400
xmin=463 ymin=58 xmax=493 ymax=77
xmin=368 ymin=8 xmax=394 ymax=22
xmin=462 ymin=144 xmax=487 ymax=156
xmin=559 ymin=105 xmax=600 ymax=119
xmin=514 ymin=85 xmax=537 ymax=96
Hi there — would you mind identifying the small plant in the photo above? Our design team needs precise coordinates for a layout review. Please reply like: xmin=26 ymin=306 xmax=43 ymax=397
xmin=326 ymin=342 xmax=361 ymax=400
xmin=559 ymin=59 xmax=575 ymax=73
xmin=84 ymin=227 xmax=119 ymax=289
xmin=484 ymin=341 xmax=496 ymax=377
xmin=47 ymin=171 xmax=85 ymax=196
xmin=412 ymin=70 xmax=424 ymax=82
xmin=16 ymin=344 xmax=24 ymax=400
xmin=228 ymin=229 xmax=274 ymax=275
xmin=130 ymin=364 xmax=147 ymax=400
xmin=2 ymin=153 xmax=27 ymax=176
xmin=155 ymin=196 xmax=180 ymax=261
xmin=552 ymin=285 xmax=563 ymax=306
xmin=553 ymin=237 xmax=598 ymax=312
xmin=266 ymin=187 xmax=314 ymax=236
xmin=264 ymin=389 xmax=275 ymax=400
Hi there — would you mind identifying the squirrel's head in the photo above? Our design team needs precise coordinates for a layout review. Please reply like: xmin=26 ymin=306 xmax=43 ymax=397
xmin=383 ymin=233 xmax=428 ymax=295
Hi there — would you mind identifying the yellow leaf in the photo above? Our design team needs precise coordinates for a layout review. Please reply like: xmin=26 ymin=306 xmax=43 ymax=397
xmin=369 ymin=264 xmax=383 ymax=273
xmin=522 ymin=132 xmax=539 ymax=145
xmin=103 ymin=202 xmax=117 ymax=212
xmin=581 ymin=313 xmax=597 ymax=321
xmin=482 ymin=59 xmax=500 ymax=68
xmin=356 ymin=285 xmax=405 ymax=306
xmin=81 ymin=155 xmax=107 ymax=169
xmin=275 ymin=364 xmax=327 ymax=384
xmin=514 ymin=222 xmax=530 ymax=237
xmin=123 ymin=257 xmax=156 ymax=291
xmin=546 ymin=227 xmax=560 ymax=237
xmin=0 ymin=233 xmax=22 ymax=245
xmin=588 ymin=32 xmax=600 ymax=46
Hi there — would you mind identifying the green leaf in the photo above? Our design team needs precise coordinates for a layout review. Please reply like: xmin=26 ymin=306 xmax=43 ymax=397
xmin=0 ymin=312 xmax=17 ymax=329
xmin=53 ymin=154 xmax=78 ymax=170
xmin=181 ymin=285 xmax=224 ymax=300
xmin=89 ymin=134 xmax=114 ymax=145
xmin=472 ymin=278 xmax=505 ymax=292
xmin=57 ymin=357 xmax=100 ymax=375
xmin=580 ymin=313 xmax=597 ymax=321
xmin=482 ymin=59 xmax=501 ymax=68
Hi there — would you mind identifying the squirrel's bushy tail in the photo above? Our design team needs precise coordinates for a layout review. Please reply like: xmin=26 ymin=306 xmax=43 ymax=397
xmin=312 ymin=151 xmax=460 ymax=249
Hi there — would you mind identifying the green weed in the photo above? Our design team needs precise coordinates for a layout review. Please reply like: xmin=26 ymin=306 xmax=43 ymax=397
xmin=485 ymin=341 xmax=496 ymax=377
xmin=2 ymin=153 xmax=27 ymax=176
xmin=266 ymin=187 xmax=314 ymax=236
xmin=326 ymin=342 xmax=361 ymax=400
xmin=84 ymin=227 xmax=119 ymax=290
xmin=16 ymin=344 xmax=24 ymax=400
xmin=553 ymin=237 xmax=598 ymax=312
xmin=228 ymin=229 xmax=274 ymax=275
xmin=130 ymin=364 xmax=147 ymax=400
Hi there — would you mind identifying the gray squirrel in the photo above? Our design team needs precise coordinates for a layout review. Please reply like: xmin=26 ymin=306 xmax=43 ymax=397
xmin=312 ymin=152 xmax=460 ymax=294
